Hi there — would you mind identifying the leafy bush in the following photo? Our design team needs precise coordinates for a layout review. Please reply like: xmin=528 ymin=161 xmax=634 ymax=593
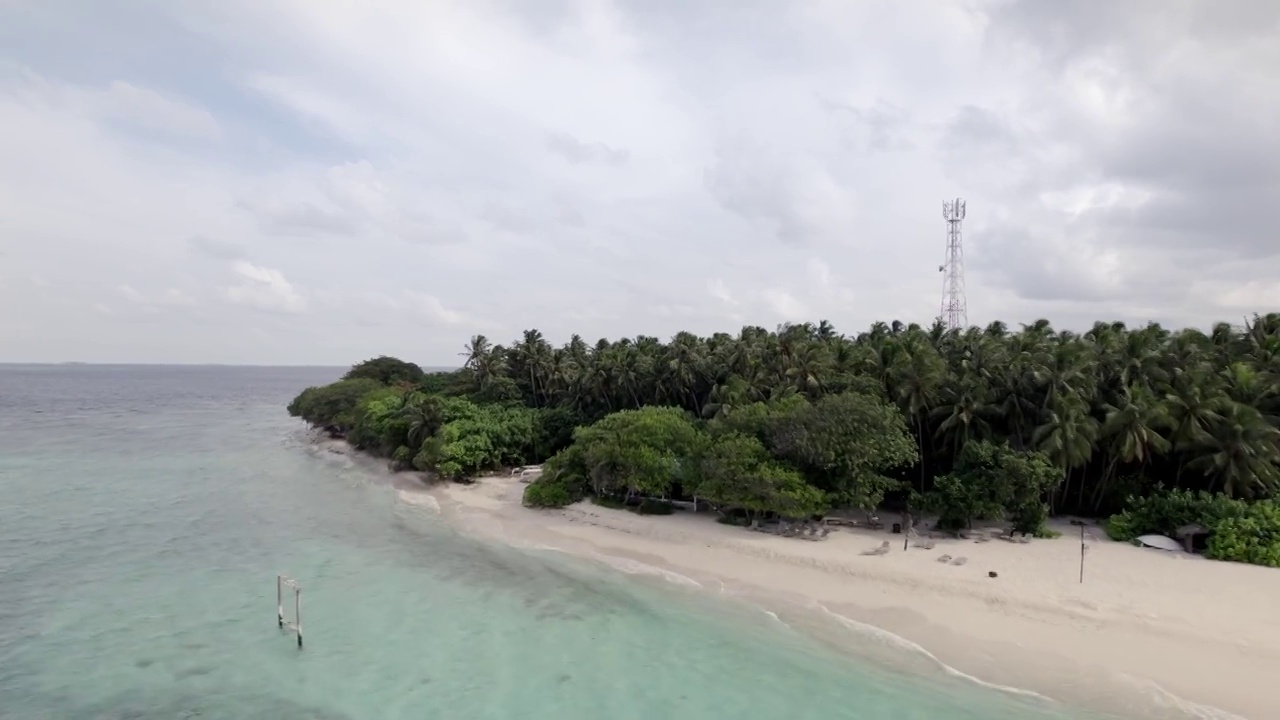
xmin=523 ymin=448 xmax=590 ymax=507
xmin=472 ymin=375 xmax=523 ymax=404
xmin=765 ymin=392 xmax=918 ymax=509
xmin=523 ymin=479 xmax=580 ymax=508
xmin=921 ymin=441 xmax=1059 ymax=535
xmin=418 ymin=369 xmax=471 ymax=396
xmin=411 ymin=398 xmax=539 ymax=479
xmin=287 ymin=378 xmax=386 ymax=432
xmin=570 ymin=406 xmax=706 ymax=498
xmin=1207 ymin=504 xmax=1280 ymax=567
xmin=1105 ymin=489 xmax=1246 ymax=541
xmin=391 ymin=445 xmax=414 ymax=470
xmin=924 ymin=473 xmax=1001 ymax=532
xmin=346 ymin=388 xmax=409 ymax=454
xmin=692 ymin=431 xmax=826 ymax=522
xmin=1107 ymin=489 xmax=1280 ymax=567
xmin=531 ymin=406 xmax=587 ymax=459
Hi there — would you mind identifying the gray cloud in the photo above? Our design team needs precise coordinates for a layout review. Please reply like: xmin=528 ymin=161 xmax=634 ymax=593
xmin=544 ymin=131 xmax=629 ymax=166
xmin=187 ymin=235 xmax=246 ymax=260
xmin=238 ymin=197 xmax=361 ymax=237
xmin=817 ymin=95 xmax=914 ymax=153
xmin=0 ymin=0 xmax=1276 ymax=363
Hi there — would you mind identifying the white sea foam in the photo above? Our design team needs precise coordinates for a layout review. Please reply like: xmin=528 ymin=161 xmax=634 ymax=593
xmin=815 ymin=603 xmax=1054 ymax=702
xmin=586 ymin=552 xmax=704 ymax=588
xmin=1116 ymin=675 xmax=1250 ymax=720
xmin=396 ymin=490 xmax=440 ymax=513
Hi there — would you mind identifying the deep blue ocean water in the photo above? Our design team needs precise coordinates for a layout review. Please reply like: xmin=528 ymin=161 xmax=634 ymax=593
xmin=0 ymin=365 xmax=1102 ymax=719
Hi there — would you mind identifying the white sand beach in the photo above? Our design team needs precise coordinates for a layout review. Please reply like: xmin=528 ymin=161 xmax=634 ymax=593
xmin=425 ymin=474 xmax=1280 ymax=720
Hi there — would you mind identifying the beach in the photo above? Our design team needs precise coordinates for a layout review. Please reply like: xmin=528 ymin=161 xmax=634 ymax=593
xmin=424 ymin=473 xmax=1280 ymax=720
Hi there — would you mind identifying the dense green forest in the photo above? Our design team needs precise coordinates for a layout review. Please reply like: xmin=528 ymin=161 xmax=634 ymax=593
xmin=287 ymin=315 xmax=1280 ymax=567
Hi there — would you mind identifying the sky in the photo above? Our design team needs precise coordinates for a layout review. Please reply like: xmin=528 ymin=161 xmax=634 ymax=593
xmin=1 ymin=0 xmax=1278 ymax=365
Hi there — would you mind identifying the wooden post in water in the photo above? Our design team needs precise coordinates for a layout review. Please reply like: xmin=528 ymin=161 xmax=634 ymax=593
xmin=295 ymin=582 xmax=302 ymax=648
xmin=277 ymin=574 xmax=303 ymax=649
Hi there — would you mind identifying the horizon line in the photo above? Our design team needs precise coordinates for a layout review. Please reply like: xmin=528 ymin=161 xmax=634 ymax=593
xmin=0 ymin=362 xmax=463 ymax=369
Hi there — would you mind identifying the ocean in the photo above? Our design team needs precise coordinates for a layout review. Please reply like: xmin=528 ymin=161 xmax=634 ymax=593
xmin=0 ymin=364 xmax=1102 ymax=719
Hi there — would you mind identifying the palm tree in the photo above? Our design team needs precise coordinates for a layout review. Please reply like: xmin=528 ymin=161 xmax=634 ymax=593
xmin=432 ymin=305 xmax=1279 ymax=516
xmin=400 ymin=394 xmax=443 ymax=449
xmin=1094 ymin=386 xmax=1171 ymax=509
xmin=1033 ymin=395 xmax=1100 ymax=511
xmin=891 ymin=335 xmax=946 ymax=490
xmin=1186 ymin=402 xmax=1280 ymax=498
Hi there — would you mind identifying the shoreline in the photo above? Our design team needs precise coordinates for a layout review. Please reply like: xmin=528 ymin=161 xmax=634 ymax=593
xmin=414 ymin=471 xmax=1279 ymax=720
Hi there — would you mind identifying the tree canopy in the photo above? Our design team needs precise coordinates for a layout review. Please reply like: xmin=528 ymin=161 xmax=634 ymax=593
xmin=344 ymin=356 xmax=426 ymax=386
xmin=288 ymin=312 xmax=1280 ymax=567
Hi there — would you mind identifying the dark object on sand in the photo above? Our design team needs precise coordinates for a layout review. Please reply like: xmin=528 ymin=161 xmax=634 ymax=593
xmin=988 ymin=571 xmax=998 ymax=578
xmin=891 ymin=522 xmax=902 ymax=534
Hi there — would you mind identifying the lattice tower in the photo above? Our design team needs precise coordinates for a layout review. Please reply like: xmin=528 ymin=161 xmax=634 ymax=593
xmin=939 ymin=198 xmax=967 ymax=331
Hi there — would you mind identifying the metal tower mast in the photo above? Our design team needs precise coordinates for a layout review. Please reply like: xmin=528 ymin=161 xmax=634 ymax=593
xmin=939 ymin=198 xmax=968 ymax=330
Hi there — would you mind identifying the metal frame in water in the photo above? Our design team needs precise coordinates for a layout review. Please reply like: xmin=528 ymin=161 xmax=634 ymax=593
xmin=277 ymin=574 xmax=302 ymax=649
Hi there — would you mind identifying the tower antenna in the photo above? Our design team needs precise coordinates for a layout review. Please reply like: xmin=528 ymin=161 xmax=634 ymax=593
xmin=939 ymin=198 xmax=968 ymax=331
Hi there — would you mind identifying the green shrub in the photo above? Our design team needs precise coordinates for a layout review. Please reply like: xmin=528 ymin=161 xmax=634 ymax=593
xmin=523 ymin=480 xmax=575 ymax=508
xmin=921 ymin=441 xmax=1058 ymax=535
xmin=523 ymin=472 xmax=588 ymax=508
xmin=1205 ymin=503 xmax=1280 ymax=567
xmin=346 ymin=387 xmax=409 ymax=454
xmin=522 ymin=446 xmax=590 ymax=508
xmin=1105 ymin=489 xmax=1247 ymax=542
xmin=1106 ymin=490 xmax=1280 ymax=567
xmin=391 ymin=445 xmax=414 ymax=470
xmin=409 ymin=398 xmax=539 ymax=478
xmin=287 ymin=378 xmax=386 ymax=431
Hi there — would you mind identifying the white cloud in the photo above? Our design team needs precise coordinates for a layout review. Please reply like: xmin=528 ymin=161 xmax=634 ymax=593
xmin=0 ymin=1 xmax=1277 ymax=363
xmin=763 ymin=289 xmax=809 ymax=321
xmin=708 ymin=278 xmax=737 ymax=306
xmin=223 ymin=261 xmax=307 ymax=315
xmin=406 ymin=292 xmax=465 ymax=326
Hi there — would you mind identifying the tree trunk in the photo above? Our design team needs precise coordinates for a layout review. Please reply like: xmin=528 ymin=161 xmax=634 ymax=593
xmin=1077 ymin=460 xmax=1092 ymax=510
xmin=915 ymin=413 xmax=927 ymax=492
xmin=1091 ymin=456 xmax=1120 ymax=513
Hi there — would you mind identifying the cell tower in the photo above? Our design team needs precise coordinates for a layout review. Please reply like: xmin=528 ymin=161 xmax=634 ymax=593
xmin=939 ymin=198 xmax=968 ymax=331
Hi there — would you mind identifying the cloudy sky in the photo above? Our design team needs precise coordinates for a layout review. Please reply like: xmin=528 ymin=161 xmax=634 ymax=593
xmin=2 ymin=1 xmax=1278 ymax=365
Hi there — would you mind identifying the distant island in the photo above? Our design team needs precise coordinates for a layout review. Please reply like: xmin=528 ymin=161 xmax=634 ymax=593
xmin=288 ymin=316 xmax=1280 ymax=568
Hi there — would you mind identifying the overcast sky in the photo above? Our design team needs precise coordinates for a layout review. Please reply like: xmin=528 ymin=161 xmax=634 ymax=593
xmin=2 ymin=1 xmax=1278 ymax=365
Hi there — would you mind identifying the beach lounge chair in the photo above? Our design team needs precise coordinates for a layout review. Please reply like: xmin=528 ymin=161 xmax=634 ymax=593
xmin=806 ymin=527 xmax=832 ymax=541
xmin=862 ymin=541 xmax=891 ymax=556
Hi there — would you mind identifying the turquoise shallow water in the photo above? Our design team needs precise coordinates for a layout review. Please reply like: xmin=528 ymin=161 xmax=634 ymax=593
xmin=0 ymin=365 xmax=1100 ymax=719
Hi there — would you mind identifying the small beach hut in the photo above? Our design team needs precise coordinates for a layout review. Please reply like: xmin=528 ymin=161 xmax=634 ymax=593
xmin=1175 ymin=523 xmax=1210 ymax=553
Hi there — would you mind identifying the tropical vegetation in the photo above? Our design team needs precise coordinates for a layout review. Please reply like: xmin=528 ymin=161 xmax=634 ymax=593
xmin=288 ymin=314 xmax=1280 ymax=567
